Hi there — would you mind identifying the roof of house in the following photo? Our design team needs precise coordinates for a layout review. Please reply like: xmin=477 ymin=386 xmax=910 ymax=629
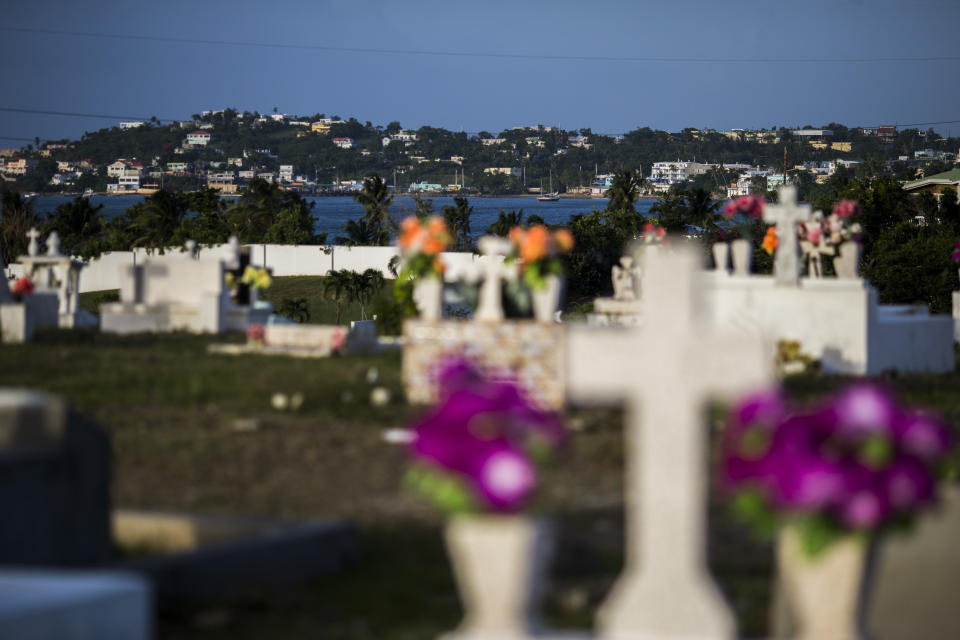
xmin=904 ymin=168 xmax=960 ymax=190
xmin=189 ymin=130 xmax=211 ymax=136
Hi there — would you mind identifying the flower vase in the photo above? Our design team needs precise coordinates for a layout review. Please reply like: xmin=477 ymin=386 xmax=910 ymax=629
xmin=413 ymin=276 xmax=443 ymax=321
xmin=775 ymin=526 xmax=873 ymax=640
xmin=712 ymin=242 xmax=730 ymax=273
xmin=835 ymin=241 xmax=860 ymax=279
xmin=731 ymin=238 xmax=752 ymax=276
xmin=531 ymin=275 xmax=562 ymax=323
xmin=442 ymin=516 xmax=553 ymax=640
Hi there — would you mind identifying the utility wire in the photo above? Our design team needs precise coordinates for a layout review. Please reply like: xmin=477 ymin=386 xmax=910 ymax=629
xmin=0 ymin=107 xmax=173 ymax=123
xmin=2 ymin=25 xmax=959 ymax=64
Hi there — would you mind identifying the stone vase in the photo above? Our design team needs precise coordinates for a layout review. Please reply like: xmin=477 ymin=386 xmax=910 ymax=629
xmin=730 ymin=239 xmax=752 ymax=276
xmin=412 ymin=276 xmax=443 ymax=321
xmin=712 ymin=242 xmax=730 ymax=273
xmin=443 ymin=516 xmax=553 ymax=640
xmin=776 ymin=525 xmax=873 ymax=640
xmin=530 ymin=275 xmax=563 ymax=323
xmin=835 ymin=241 xmax=860 ymax=279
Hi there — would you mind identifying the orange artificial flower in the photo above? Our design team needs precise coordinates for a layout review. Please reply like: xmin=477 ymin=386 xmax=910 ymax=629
xmin=399 ymin=217 xmax=423 ymax=250
xmin=509 ymin=226 xmax=524 ymax=246
xmin=553 ymin=228 xmax=574 ymax=252
xmin=762 ymin=227 xmax=778 ymax=255
xmin=423 ymin=236 xmax=445 ymax=255
xmin=433 ymin=257 xmax=446 ymax=273
xmin=427 ymin=216 xmax=447 ymax=238
xmin=521 ymin=225 xmax=549 ymax=263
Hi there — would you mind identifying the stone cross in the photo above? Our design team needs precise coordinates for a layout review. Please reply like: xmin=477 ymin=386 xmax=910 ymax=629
xmin=565 ymin=245 xmax=772 ymax=639
xmin=475 ymin=236 xmax=512 ymax=322
xmin=763 ymin=185 xmax=811 ymax=286
xmin=185 ymin=239 xmax=198 ymax=259
xmin=27 ymin=228 xmax=41 ymax=257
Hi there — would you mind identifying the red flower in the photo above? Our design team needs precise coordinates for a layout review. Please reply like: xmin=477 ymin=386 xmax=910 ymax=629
xmin=832 ymin=200 xmax=860 ymax=219
xmin=11 ymin=276 xmax=34 ymax=299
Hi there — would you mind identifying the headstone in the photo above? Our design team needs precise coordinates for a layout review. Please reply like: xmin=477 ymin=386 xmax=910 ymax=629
xmin=45 ymin=230 xmax=61 ymax=257
xmin=611 ymin=256 xmax=640 ymax=301
xmin=763 ymin=186 xmax=811 ymax=286
xmin=0 ymin=390 xmax=112 ymax=566
xmin=475 ymin=236 xmax=512 ymax=322
xmin=0 ymin=570 xmax=151 ymax=640
xmin=26 ymin=227 xmax=41 ymax=257
xmin=565 ymin=245 xmax=772 ymax=639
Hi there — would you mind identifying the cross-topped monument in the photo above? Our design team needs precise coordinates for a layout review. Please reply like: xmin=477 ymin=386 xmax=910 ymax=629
xmin=475 ymin=236 xmax=512 ymax=322
xmin=565 ymin=244 xmax=772 ymax=639
xmin=763 ymin=185 xmax=811 ymax=286
xmin=27 ymin=228 xmax=42 ymax=257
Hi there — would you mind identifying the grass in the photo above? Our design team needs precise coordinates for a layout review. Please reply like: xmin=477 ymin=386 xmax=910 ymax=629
xmin=2 ymin=329 xmax=959 ymax=638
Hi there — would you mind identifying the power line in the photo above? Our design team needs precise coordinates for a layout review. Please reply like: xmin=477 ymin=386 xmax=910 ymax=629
xmin=0 ymin=107 xmax=172 ymax=123
xmin=0 ymin=135 xmax=37 ymax=143
xmin=3 ymin=25 xmax=959 ymax=64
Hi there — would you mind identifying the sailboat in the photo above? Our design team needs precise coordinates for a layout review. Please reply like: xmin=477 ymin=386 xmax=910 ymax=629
xmin=537 ymin=168 xmax=560 ymax=201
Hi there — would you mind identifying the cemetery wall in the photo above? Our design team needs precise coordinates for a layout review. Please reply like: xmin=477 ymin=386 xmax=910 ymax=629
xmin=0 ymin=244 xmax=481 ymax=293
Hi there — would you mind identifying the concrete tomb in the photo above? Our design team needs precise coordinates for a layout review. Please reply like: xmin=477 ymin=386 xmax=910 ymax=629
xmin=705 ymin=186 xmax=953 ymax=375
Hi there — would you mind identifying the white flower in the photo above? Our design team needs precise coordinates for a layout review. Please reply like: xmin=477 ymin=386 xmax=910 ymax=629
xmin=271 ymin=392 xmax=289 ymax=411
xmin=371 ymin=387 xmax=391 ymax=407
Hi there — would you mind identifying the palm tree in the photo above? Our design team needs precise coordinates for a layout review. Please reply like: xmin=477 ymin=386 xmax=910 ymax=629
xmin=277 ymin=297 xmax=311 ymax=323
xmin=353 ymin=173 xmax=394 ymax=242
xmin=321 ymin=269 xmax=355 ymax=325
xmin=352 ymin=269 xmax=385 ymax=320
xmin=486 ymin=209 xmax=525 ymax=236
xmin=684 ymin=187 xmax=722 ymax=231
xmin=442 ymin=196 xmax=473 ymax=251
xmin=45 ymin=195 xmax=106 ymax=259
xmin=336 ymin=217 xmax=389 ymax=246
xmin=605 ymin=171 xmax=643 ymax=214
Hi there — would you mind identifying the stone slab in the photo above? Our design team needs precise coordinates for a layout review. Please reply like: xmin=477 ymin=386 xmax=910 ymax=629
xmin=403 ymin=319 xmax=565 ymax=410
xmin=0 ymin=570 xmax=151 ymax=640
xmin=125 ymin=519 xmax=356 ymax=601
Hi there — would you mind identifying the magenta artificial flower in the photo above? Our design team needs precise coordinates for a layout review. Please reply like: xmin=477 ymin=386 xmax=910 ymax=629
xmin=832 ymin=200 xmax=860 ymax=219
xmin=723 ymin=195 xmax=766 ymax=219
xmin=805 ymin=222 xmax=823 ymax=244
xmin=842 ymin=491 xmax=885 ymax=528
xmin=830 ymin=384 xmax=898 ymax=438
xmin=952 ymin=240 xmax=960 ymax=263
xmin=410 ymin=357 xmax=566 ymax=512
xmin=896 ymin=411 xmax=954 ymax=461
xmin=883 ymin=458 xmax=934 ymax=512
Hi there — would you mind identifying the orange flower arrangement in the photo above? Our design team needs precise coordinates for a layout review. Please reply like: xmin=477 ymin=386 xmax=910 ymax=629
xmin=507 ymin=225 xmax=574 ymax=290
xmin=397 ymin=216 xmax=451 ymax=283
xmin=762 ymin=227 xmax=778 ymax=255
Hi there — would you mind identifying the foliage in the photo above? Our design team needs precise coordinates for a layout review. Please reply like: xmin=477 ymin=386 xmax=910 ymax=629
xmin=321 ymin=269 xmax=356 ymax=325
xmin=353 ymin=173 xmax=394 ymax=244
xmin=277 ymin=297 xmax=311 ymax=323
xmin=441 ymin=196 xmax=473 ymax=251
xmin=44 ymin=196 xmax=107 ymax=259
xmin=604 ymin=171 xmax=642 ymax=214
xmin=486 ymin=209 xmax=526 ymax=237
xmin=0 ymin=191 xmax=41 ymax=264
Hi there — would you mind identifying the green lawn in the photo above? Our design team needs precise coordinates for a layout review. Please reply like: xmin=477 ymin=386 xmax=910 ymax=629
xmin=1 ymin=330 xmax=958 ymax=639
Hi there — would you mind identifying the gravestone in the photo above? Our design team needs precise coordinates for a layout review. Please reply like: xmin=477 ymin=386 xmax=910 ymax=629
xmin=590 ymin=255 xmax=643 ymax=327
xmin=475 ymin=236 xmax=513 ymax=322
xmin=565 ymin=244 xmax=772 ymax=639
xmin=0 ymin=390 xmax=112 ymax=566
xmin=763 ymin=185 xmax=809 ymax=286
xmin=18 ymin=229 xmax=95 ymax=329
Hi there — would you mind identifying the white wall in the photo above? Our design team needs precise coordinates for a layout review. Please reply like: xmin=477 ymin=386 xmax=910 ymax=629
xmin=3 ymin=244 xmax=481 ymax=293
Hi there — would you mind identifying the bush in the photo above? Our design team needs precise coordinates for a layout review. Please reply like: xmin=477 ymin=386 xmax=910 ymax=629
xmin=276 ymin=297 xmax=311 ymax=323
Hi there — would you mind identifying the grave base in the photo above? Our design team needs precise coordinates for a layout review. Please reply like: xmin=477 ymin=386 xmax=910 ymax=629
xmin=0 ymin=570 xmax=151 ymax=640
xmin=403 ymin=319 xmax=565 ymax=409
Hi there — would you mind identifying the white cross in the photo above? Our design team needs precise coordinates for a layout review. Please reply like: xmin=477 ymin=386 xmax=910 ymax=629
xmin=26 ymin=228 xmax=41 ymax=257
xmin=475 ymin=236 xmax=512 ymax=322
xmin=565 ymin=245 xmax=772 ymax=639
xmin=763 ymin=185 xmax=811 ymax=286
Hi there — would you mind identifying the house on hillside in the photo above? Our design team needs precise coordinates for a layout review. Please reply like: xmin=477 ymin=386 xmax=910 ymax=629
xmin=903 ymin=169 xmax=960 ymax=203
xmin=333 ymin=137 xmax=356 ymax=149
xmin=186 ymin=131 xmax=212 ymax=146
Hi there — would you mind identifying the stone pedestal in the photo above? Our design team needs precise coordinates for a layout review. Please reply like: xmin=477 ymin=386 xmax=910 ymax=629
xmin=0 ymin=302 xmax=35 ymax=343
xmin=952 ymin=290 xmax=960 ymax=342
xmin=403 ymin=320 xmax=565 ymax=410
xmin=587 ymin=297 xmax=642 ymax=328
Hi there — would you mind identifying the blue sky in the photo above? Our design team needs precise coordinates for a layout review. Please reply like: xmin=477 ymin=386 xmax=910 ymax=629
xmin=1 ymin=0 xmax=958 ymax=145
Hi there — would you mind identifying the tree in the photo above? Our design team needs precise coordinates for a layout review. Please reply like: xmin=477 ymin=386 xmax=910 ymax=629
xmin=44 ymin=195 xmax=106 ymax=259
xmin=605 ymin=171 xmax=642 ymax=214
xmin=277 ymin=297 xmax=311 ymax=323
xmin=353 ymin=173 xmax=394 ymax=242
xmin=351 ymin=268 xmax=385 ymax=320
xmin=321 ymin=269 xmax=355 ymax=324
xmin=121 ymin=189 xmax=189 ymax=253
xmin=0 ymin=191 xmax=40 ymax=265
xmin=649 ymin=190 xmax=688 ymax=232
xmin=442 ymin=196 xmax=473 ymax=251
xmin=336 ymin=217 xmax=389 ymax=246
xmin=486 ymin=209 xmax=525 ymax=236
xmin=683 ymin=187 xmax=721 ymax=230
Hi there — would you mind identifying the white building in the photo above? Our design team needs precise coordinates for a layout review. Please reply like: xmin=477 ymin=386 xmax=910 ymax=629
xmin=483 ymin=167 xmax=522 ymax=177
xmin=279 ymin=165 xmax=294 ymax=181
xmin=333 ymin=137 xmax=356 ymax=149
xmin=648 ymin=161 xmax=713 ymax=192
xmin=480 ymin=138 xmax=507 ymax=146
xmin=118 ymin=121 xmax=146 ymax=130
xmin=185 ymin=131 xmax=212 ymax=146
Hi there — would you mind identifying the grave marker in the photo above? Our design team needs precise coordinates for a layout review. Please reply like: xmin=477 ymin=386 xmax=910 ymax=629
xmin=763 ymin=185 xmax=811 ymax=286
xmin=566 ymin=245 xmax=772 ymax=639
